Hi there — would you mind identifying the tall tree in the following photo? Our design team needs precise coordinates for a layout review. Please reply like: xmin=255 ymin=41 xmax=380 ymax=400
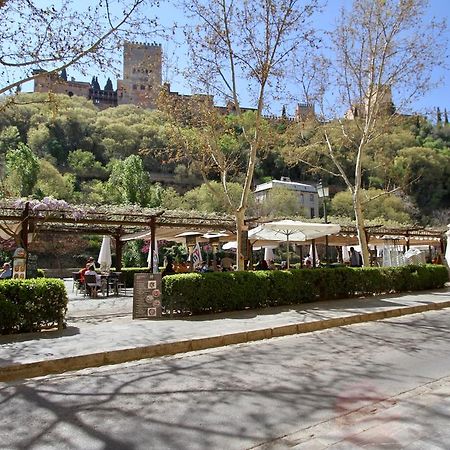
xmin=287 ymin=0 xmax=447 ymax=265
xmin=5 ymin=143 xmax=40 ymax=196
xmin=106 ymin=155 xmax=155 ymax=207
xmin=0 ymin=0 xmax=159 ymax=98
xmin=175 ymin=0 xmax=320 ymax=269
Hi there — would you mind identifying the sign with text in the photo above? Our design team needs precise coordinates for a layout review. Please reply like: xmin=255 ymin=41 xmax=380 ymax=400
xmin=133 ymin=273 xmax=163 ymax=319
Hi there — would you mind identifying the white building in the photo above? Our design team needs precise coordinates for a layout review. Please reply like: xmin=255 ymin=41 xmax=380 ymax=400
xmin=254 ymin=177 xmax=319 ymax=219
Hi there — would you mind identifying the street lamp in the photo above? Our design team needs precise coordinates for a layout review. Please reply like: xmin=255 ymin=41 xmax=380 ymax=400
xmin=317 ymin=181 xmax=330 ymax=263
xmin=316 ymin=181 xmax=329 ymax=223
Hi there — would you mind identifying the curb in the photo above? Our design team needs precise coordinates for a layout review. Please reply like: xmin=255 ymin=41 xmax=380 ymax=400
xmin=2 ymin=300 xmax=450 ymax=383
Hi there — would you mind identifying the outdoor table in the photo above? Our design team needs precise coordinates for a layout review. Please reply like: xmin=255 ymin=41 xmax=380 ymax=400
xmin=100 ymin=272 xmax=121 ymax=297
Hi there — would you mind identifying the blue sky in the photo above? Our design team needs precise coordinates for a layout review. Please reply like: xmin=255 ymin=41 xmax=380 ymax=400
xmin=24 ymin=0 xmax=450 ymax=118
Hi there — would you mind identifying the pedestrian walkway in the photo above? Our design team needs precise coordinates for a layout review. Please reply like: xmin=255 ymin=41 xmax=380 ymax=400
xmin=1 ymin=284 xmax=449 ymax=382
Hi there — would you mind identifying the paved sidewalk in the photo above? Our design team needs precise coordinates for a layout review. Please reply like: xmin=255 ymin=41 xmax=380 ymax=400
xmin=1 ymin=286 xmax=449 ymax=382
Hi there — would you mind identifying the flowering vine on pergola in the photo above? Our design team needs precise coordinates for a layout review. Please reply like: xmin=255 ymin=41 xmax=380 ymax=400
xmin=0 ymin=198 xmax=237 ymax=271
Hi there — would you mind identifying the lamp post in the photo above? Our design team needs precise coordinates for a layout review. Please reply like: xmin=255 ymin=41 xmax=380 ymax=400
xmin=317 ymin=181 xmax=330 ymax=263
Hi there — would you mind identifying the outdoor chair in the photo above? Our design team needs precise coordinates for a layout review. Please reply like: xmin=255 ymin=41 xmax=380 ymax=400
xmin=109 ymin=272 xmax=127 ymax=296
xmin=84 ymin=274 xmax=100 ymax=298
xmin=72 ymin=272 xmax=83 ymax=295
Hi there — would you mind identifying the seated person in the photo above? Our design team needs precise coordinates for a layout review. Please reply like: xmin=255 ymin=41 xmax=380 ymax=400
xmin=0 ymin=262 xmax=12 ymax=279
xmin=86 ymin=256 xmax=97 ymax=270
xmin=79 ymin=262 xmax=91 ymax=283
xmin=162 ymin=260 xmax=176 ymax=277
xmin=255 ymin=259 xmax=268 ymax=270
xmin=84 ymin=264 xmax=102 ymax=296
xmin=303 ymin=254 xmax=313 ymax=267
xmin=221 ymin=254 xmax=234 ymax=272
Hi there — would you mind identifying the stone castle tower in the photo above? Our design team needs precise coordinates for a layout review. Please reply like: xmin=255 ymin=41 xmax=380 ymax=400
xmin=117 ymin=41 xmax=162 ymax=109
xmin=33 ymin=41 xmax=163 ymax=109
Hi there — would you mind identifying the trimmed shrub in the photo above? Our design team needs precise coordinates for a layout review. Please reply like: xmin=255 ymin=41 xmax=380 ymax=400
xmin=162 ymin=265 xmax=448 ymax=315
xmin=120 ymin=267 xmax=151 ymax=287
xmin=0 ymin=278 xmax=67 ymax=334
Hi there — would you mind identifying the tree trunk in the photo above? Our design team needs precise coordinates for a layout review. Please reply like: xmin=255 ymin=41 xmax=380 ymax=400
xmin=235 ymin=209 xmax=246 ymax=271
xmin=353 ymin=189 xmax=370 ymax=266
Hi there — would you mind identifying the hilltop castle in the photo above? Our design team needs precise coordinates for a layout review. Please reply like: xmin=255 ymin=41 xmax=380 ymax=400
xmin=33 ymin=41 xmax=315 ymax=120
xmin=33 ymin=42 xmax=163 ymax=109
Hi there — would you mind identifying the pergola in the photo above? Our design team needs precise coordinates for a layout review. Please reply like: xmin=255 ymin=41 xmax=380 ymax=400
xmin=0 ymin=199 xmax=446 ymax=270
xmin=0 ymin=200 xmax=237 ymax=271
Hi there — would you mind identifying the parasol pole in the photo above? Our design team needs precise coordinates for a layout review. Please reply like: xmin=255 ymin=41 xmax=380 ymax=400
xmin=286 ymin=231 xmax=290 ymax=269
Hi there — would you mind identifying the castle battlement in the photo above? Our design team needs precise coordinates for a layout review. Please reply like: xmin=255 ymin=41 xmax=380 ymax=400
xmin=126 ymin=41 xmax=162 ymax=48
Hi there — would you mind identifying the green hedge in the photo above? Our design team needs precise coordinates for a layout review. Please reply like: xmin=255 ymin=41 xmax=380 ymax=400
xmin=120 ymin=267 xmax=151 ymax=287
xmin=0 ymin=279 xmax=68 ymax=334
xmin=162 ymin=265 xmax=449 ymax=315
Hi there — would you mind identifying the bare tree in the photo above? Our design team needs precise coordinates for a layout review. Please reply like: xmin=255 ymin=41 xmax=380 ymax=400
xmin=287 ymin=0 xmax=447 ymax=266
xmin=175 ymin=0 xmax=320 ymax=269
xmin=0 ymin=0 xmax=160 ymax=98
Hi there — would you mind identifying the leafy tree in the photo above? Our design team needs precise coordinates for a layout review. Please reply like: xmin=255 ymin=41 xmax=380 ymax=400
xmin=330 ymin=189 xmax=412 ymax=224
xmin=5 ymin=143 xmax=39 ymax=196
xmin=0 ymin=126 xmax=21 ymax=180
xmin=122 ymin=240 xmax=147 ymax=267
xmin=183 ymin=181 xmax=244 ymax=214
xmin=68 ymin=149 xmax=107 ymax=178
xmin=286 ymin=0 xmax=446 ymax=265
xmin=175 ymin=0 xmax=321 ymax=269
xmin=159 ymin=187 xmax=187 ymax=210
xmin=35 ymin=159 xmax=75 ymax=201
xmin=391 ymin=147 xmax=450 ymax=215
xmin=0 ymin=126 xmax=21 ymax=155
xmin=106 ymin=155 xmax=156 ymax=207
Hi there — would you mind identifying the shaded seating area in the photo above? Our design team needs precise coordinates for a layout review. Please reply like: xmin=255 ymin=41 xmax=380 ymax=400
xmin=84 ymin=273 xmax=100 ymax=298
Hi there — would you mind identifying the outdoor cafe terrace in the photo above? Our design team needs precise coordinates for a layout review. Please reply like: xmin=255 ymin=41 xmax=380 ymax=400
xmin=0 ymin=199 xmax=446 ymax=270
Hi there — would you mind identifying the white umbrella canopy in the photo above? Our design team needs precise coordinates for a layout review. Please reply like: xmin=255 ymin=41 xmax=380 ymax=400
xmin=249 ymin=220 xmax=341 ymax=268
xmin=264 ymin=247 xmax=275 ymax=261
xmin=98 ymin=235 xmax=112 ymax=273
xmin=250 ymin=220 xmax=341 ymax=242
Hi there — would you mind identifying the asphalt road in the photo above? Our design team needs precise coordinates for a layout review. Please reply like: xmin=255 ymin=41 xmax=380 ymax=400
xmin=2 ymin=309 xmax=450 ymax=449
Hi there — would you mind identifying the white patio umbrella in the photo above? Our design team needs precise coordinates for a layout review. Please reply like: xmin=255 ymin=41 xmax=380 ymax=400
xmin=264 ymin=247 xmax=275 ymax=262
xmin=249 ymin=220 xmax=341 ymax=269
xmin=98 ymin=235 xmax=112 ymax=273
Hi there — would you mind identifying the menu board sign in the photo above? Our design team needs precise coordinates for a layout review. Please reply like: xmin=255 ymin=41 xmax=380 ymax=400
xmin=12 ymin=247 xmax=27 ymax=280
xmin=133 ymin=273 xmax=163 ymax=319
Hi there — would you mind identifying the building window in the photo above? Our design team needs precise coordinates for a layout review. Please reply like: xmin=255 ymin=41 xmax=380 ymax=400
xmin=300 ymin=193 xmax=304 ymax=204
xmin=140 ymin=85 xmax=145 ymax=90
xmin=132 ymin=84 xmax=137 ymax=90
xmin=310 ymin=208 xmax=315 ymax=218
xmin=310 ymin=194 xmax=314 ymax=202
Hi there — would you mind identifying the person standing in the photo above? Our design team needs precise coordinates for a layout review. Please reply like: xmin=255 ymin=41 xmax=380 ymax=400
xmin=350 ymin=247 xmax=363 ymax=267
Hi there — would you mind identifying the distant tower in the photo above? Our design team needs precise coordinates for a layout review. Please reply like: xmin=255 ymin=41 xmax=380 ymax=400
xmin=117 ymin=41 xmax=162 ymax=109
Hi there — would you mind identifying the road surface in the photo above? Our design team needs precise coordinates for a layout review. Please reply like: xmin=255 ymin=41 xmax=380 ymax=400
xmin=1 ymin=309 xmax=450 ymax=449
